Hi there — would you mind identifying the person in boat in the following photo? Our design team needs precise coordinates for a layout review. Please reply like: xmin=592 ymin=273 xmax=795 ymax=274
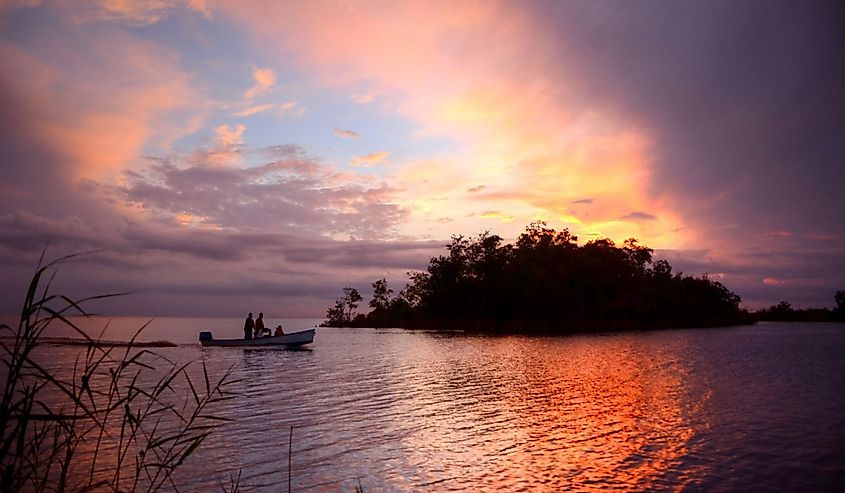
xmin=243 ymin=312 xmax=255 ymax=340
xmin=273 ymin=324 xmax=285 ymax=337
xmin=254 ymin=312 xmax=266 ymax=338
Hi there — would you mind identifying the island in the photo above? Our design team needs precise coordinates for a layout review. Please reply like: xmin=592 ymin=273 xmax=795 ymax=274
xmin=321 ymin=222 xmax=759 ymax=333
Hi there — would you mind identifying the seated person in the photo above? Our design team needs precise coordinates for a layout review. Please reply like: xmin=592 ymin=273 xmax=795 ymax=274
xmin=254 ymin=312 xmax=266 ymax=338
xmin=274 ymin=325 xmax=285 ymax=337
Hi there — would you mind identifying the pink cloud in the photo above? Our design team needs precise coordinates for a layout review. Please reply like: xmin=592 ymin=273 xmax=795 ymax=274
xmin=334 ymin=127 xmax=360 ymax=139
xmin=350 ymin=91 xmax=375 ymax=103
xmin=0 ymin=28 xmax=203 ymax=183
xmin=234 ymin=102 xmax=275 ymax=117
xmin=214 ymin=124 xmax=245 ymax=147
xmin=761 ymin=230 xmax=792 ymax=238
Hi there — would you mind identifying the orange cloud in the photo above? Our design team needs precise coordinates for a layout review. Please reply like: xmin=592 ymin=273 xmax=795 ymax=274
xmin=244 ymin=66 xmax=276 ymax=99
xmin=213 ymin=2 xmax=689 ymax=245
xmin=478 ymin=210 xmax=514 ymax=222
xmin=351 ymin=151 xmax=390 ymax=167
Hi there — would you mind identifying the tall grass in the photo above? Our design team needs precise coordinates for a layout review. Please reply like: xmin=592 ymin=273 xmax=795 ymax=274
xmin=0 ymin=252 xmax=239 ymax=492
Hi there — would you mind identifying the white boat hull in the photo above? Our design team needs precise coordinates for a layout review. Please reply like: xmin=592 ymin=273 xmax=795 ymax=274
xmin=199 ymin=329 xmax=315 ymax=347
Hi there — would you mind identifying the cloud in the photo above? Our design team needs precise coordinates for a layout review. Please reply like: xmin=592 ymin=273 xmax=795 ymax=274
xmin=244 ymin=66 xmax=276 ymax=99
xmin=213 ymin=124 xmax=245 ymax=147
xmin=120 ymin=146 xmax=408 ymax=239
xmin=621 ymin=211 xmax=657 ymax=221
xmin=803 ymin=232 xmax=838 ymax=242
xmin=657 ymin=242 xmax=845 ymax=309
xmin=211 ymin=2 xmax=695 ymax=247
xmin=234 ymin=102 xmax=275 ymax=117
xmin=3 ymin=1 xmax=842 ymax=314
xmin=478 ymin=210 xmax=514 ymax=222
xmin=533 ymin=2 xmax=845 ymax=251
xmin=333 ymin=127 xmax=360 ymax=139
xmin=760 ymin=230 xmax=792 ymax=238
xmin=0 ymin=73 xmax=420 ymax=319
xmin=232 ymin=100 xmax=302 ymax=118
xmin=0 ymin=25 xmax=203 ymax=184
xmin=0 ymin=0 xmax=41 ymax=13
xmin=0 ymin=207 xmax=442 ymax=316
xmin=55 ymin=0 xmax=211 ymax=26
xmin=280 ymin=101 xmax=304 ymax=116
xmin=217 ymin=1 xmax=845 ymax=255
xmin=351 ymin=151 xmax=390 ymax=167
xmin=185 ymin=0 xmax=212 ymax=19
xmin=350 ymin=91 xmax=375 ymax=103
xmin=183 ymin=124 xmax=246 ymax=167
xmin=232 ymin=101 xmax=305 ymax=118
xmin=255 ymin=144 xmax=306 ymax=160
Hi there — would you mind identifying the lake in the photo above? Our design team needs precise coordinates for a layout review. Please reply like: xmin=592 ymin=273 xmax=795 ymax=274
xmin=12 ymin=318 xmax=845 ymax=491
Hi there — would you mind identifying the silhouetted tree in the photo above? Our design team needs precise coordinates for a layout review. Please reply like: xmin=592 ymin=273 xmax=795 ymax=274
xmin=369 ymin=278 xmax=392 ymax=311
xmin=343 ymin=287 xmax=363 ymax=322
xmin=325 ymin=299 xmax=346 ymax=326
xmin=834 ymin=290 xmax=845 ymax=321
xmin=323 ymin=287 xmax=364 ymax=326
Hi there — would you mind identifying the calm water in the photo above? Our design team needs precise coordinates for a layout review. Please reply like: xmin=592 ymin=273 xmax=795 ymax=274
xmin=15 ymin=319 xmax=845 ymax=491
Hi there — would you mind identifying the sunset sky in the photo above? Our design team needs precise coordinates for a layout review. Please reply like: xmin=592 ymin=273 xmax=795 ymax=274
xmin=1 ymin=1 xmax=843 ymax=316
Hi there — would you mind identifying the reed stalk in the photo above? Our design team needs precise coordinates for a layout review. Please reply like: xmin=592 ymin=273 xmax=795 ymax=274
xmin=0 ymin=252 xmax=239 ymax=492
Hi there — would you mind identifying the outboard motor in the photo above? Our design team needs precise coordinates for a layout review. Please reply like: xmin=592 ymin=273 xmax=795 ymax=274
xmin=199 ymin=331 xmax=213 ymax=342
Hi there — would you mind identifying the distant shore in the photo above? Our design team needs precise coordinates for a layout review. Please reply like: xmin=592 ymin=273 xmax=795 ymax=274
xmin=0 ymin=336 xmax=178 ymax=347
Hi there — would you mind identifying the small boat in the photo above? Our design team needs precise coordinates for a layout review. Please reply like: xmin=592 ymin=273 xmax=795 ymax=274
xmin=198 ymin=328 xmax=315 ymax=348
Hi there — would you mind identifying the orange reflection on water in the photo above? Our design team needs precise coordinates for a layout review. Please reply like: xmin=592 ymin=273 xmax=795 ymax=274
xmin=391 ymin=334 xmax=710 ymax=491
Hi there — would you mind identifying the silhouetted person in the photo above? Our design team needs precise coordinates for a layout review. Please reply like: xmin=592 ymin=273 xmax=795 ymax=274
xmin=274 ymin=324 xmax=285 ymax=336
xmin=254 ymin=312 xmax=266 ymax=338
xmin=244 ymin=312 xmax=255 ymax=340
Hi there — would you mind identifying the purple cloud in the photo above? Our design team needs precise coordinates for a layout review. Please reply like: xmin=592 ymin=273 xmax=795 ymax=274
xmin=621 ymin=211 xmax=657 ymax=221
xmin=534 ymin=2 xmax=844 ymax=244
xmin=121 ymin=151 xmax=408 ymax=240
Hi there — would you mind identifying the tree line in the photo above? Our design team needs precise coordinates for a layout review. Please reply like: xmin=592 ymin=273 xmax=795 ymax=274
xmin=322 ymin=222 xmax=756 ymax=333
xmin=754 ymin=291 xmax=845 ymax=322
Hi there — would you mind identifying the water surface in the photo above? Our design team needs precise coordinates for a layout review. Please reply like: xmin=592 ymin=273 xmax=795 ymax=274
xmin=17 ymin=319 xmax=845 ymax=491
